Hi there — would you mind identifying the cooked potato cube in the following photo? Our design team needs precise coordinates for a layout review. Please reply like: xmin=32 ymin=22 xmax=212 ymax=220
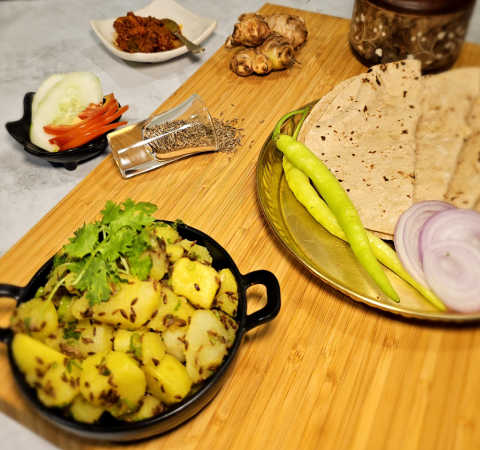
xmin=58 ymin=320 xmax=114 ymax=359
xmin=80 ymin=351 xmax=146 ymax=413
xmin=70 ymin=395 xmax=104 ymax=424
xmin=171 ymin=258 xmax=219 ymax=309
xmin=166 ymin=243 xmax=186 ymax=262
xmin=149 ymin=250 xmax=168 ymax=281
xmin=188 ymin=243 xmax=213 ymax=264
xmin=79 ymin=353 xmax=111 ymax=406
xmin=37 ymin=360 xmax=81 ymax=407
xmin=56 ymin=295 xmax=77 ymax=323
xmin=10 ymin=297 xmax=58 ymax=341
xmin=12 ymin=333 xmax=66 ymax=387
xmin=106 ymin=351 xmax=146 ymax=411
xmin=154 ymin=222 xmax=181 ymax=244
xmin=162 ymin=327 xmax=187 ymax=362
xmin=185 ymin=310 xmax=238 ymax=383
xmin=141 ymin=332 xmax=166 ymax=368
xmin=72 ymin=279 xmax=161 ymax=330
xmin=148 ymin=285 xmax=194 ymax=333
xmin=124 ymin=393 xmax=165 ymax=422
xmin=112 ymin=328 xmax=134 ymax=353
xmin=213 ymin=268 xmax=239 ymax=317
xmin=145 ymin=354 xmax=192 ymax=405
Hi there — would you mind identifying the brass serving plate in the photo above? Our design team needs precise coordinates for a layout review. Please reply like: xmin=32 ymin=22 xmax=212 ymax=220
xmin=256 ymin=112 xmax=480 ymax=323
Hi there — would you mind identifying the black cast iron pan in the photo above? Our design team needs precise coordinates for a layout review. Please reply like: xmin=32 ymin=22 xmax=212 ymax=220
xmin=0 ymin=221 xmax=281 ymax=442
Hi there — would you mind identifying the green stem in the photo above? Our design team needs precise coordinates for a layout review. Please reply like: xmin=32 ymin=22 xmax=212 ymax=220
xmin=273 ymin=108 xmax=310 ymax=141
xmin=46 ymin=274 xmax=68 ymax=303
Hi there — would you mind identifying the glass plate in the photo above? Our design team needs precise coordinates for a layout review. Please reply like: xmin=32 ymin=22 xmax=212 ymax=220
xmin=256 ymin=107 xmax=480 ymax=323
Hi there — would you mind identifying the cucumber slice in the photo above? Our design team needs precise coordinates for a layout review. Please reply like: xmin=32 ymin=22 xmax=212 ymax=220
xmin=31 ymin=73 xmax=65 ymax=114
xmin=30 ymin=72 xmax=103 ymax=152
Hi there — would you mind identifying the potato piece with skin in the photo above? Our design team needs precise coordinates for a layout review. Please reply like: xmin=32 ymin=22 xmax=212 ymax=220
xmin=124 ymin=393 xmax=165 ymax=422
xmin=72 ymin=278 xmax=161 ymax=330
xmin=12 ymin=333 xmax=66 ymax=387
xmin=213 ymin=268 xmax=239 ymax=317
xmin=185 ymin=310 xmax=238 ymax=384
xmin=148 ymin=285 xmax=194 ymax=333
xmin=58 ymin=320 xmax=114 ymax=359
xmin=37 ymin=360 xmax=81 ymax=407
xmin=80 ymin=351 xmax=146 ymax=414
xmin=171 ymin=258 xmax=220 ymax=309
xmin=145 ymin=354 xmax=192 ymax=405
xmin=70 ymin=395 xmax=104 ymax=424
xmin=10 ymin=297 xmax=58 ymax=342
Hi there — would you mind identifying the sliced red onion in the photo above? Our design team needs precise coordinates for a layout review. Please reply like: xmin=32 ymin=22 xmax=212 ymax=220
xmin=423 ymin=240 xmax=480 ymax=313
xmin=394 ymin=201 xmax=455 ymax=285
xmin=419 ymin=209 xmax=480 ymax=260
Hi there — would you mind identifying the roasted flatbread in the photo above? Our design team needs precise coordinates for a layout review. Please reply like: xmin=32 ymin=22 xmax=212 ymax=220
xmin=300 ymin=60 xmax=422 ymax=236
xmin=414 ymin=68 xmax=480 ymax=203
xmin=445 ymin=95 xmax=480 ymax=209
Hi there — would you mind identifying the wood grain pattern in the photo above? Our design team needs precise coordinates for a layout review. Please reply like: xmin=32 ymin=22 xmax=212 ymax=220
xmin=1 ymin=4 xmax=480 ymax=449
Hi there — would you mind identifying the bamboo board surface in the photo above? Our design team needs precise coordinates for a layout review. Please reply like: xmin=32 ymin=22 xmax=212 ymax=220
xmin=1 ymin=4 xmax=480 ymax=450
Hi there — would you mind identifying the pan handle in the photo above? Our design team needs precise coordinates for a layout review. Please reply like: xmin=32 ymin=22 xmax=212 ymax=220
xmin=0 ymin=283 xmax=23 ymax=343
xmin=242 ymin=270 xmax=281 ymax=332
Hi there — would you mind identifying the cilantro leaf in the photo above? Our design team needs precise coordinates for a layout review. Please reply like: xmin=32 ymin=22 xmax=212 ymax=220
xmin=102 ymin=199 xmax=157 ymax=233
xmin=74 ymin=255 xmax=111 ymax=305
xmin=63 ymin=223 xmax=99 ymax=258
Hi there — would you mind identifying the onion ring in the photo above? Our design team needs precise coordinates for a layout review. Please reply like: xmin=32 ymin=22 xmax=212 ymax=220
xmin=394 ymin=201 xmax=454 ymax=285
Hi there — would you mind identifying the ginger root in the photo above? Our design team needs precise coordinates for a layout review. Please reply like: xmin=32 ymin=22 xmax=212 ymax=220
xmin=228 ymin=13 xmax=271 ymax=47
xmin=225 ymin=12 xmax=307 ymax=77
xmin=258 ymin=34 xmax=296 ymax=71
xmin=264 ymin=14 xmax=308 ymax=50
xmin=229 ymin=48 xmax=273 ymax=76
xmin=226 ymin=12 xmax=308 ymax=49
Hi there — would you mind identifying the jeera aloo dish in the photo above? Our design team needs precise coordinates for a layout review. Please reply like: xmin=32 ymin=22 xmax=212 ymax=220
xmin=10 ymin=200 xmax=239 ymax=423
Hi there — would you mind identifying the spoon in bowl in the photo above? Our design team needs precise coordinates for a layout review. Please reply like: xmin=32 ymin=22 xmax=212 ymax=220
xmin=162 ymin=19 xmax=205 ymax=54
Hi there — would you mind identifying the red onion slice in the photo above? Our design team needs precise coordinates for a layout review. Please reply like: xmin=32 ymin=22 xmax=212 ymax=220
xmin=423 ymin=240 xmax=480 ymax=313
xmin=419 ymin=209 xmax=480 ymax=259
xmin=394 ymin=201 xmax=455 ymax=285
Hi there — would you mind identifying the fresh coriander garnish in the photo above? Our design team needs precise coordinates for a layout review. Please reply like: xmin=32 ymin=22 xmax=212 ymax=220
xmin=47 ymin=199 xmax=158 ymax=306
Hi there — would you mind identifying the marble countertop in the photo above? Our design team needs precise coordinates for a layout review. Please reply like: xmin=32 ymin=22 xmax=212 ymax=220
xmin=0 ymin=0 xmax=479 ymax=448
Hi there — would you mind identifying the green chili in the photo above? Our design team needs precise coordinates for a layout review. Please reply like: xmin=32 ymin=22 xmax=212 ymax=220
xmin=282 ymin=157 xmax=446 ymax=310
xmin=274 ymin=115 xmax=399 ymax=301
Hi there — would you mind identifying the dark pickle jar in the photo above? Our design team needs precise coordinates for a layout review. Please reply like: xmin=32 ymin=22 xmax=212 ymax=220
xmin=349 ymin=0 xmax=476 ymax=73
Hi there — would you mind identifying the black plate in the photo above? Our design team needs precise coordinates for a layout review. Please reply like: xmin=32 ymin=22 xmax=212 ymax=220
xmin=0 ymin=221 xmax=281 ymax=442
xmin=5 ymin=92 xmax=115 ymax=170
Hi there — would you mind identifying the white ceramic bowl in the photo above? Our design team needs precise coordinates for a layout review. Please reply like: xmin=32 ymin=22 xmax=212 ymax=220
xmin=90 ymin=0 xmax=216 ymax=63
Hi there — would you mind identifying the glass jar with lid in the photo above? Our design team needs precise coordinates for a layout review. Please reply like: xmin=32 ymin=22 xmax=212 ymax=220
xmin=349 ymin=0 xmax=476 ymax=73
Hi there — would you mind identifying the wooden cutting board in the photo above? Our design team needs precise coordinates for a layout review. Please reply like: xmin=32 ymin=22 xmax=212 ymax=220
xmin=1 ymin=4 xmax=480 ymax=449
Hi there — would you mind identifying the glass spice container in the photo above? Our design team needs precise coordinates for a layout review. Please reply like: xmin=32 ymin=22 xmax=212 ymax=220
xmin=349 ymin=0 xmax=476 ymax=73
